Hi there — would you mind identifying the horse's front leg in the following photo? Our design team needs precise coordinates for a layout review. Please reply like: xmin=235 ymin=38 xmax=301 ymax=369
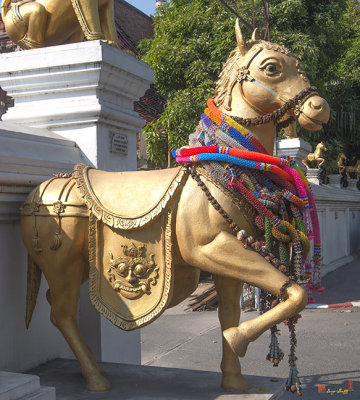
xmin=213 ymin=275 xmax=250 ymax=391
xmin=317 ymin=158 xmax=325 ymax=168
xmin=179 ymin=230 xmax=307 ymax=360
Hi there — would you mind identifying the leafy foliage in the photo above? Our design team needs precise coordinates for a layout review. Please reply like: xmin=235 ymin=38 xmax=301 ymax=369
xmin=140 ymin=0 xmax=360 ymax=169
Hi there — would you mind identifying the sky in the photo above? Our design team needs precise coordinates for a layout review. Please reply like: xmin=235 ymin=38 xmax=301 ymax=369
xmin=127 ymin=0 xmax=156 ymax=16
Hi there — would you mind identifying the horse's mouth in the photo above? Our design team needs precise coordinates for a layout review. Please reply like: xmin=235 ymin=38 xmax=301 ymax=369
xmin=296 ymin=95 xmax=330 ymax=131
xmin=297 ymin=112 xmax=325 ymax=130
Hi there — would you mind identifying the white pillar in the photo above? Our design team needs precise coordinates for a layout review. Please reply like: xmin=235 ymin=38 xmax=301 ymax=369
xmin=276 ymin=137 xmax=312 ymax=171
xmin=0 ymin=41 xmax=153 ymax=366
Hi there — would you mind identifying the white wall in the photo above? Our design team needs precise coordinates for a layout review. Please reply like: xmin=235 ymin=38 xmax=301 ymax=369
xmin=0 ymin=123 xmax=82 ymax=371
xmin=313 ymin=184 xmax=360 ymax=276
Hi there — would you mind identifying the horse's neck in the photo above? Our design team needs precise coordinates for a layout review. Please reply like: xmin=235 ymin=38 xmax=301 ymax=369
xmin=338 ymin=156 xmax=345 ymax=165
xmin=220 ymin=89 xmax=277 ymax=154
xmin=314 ymin=146 xmax=322 ymax=156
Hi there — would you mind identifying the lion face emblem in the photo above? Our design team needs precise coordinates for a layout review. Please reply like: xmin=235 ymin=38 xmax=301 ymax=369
xmin=107 ymin=243 xmax=159 ymax=300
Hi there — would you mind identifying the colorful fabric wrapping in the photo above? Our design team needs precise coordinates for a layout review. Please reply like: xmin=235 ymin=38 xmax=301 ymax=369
xmin=172 ymin=98 xmax=322 ymax=288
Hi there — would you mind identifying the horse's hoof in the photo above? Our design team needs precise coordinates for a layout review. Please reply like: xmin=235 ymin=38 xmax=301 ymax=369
xmin=223 ymin=327 xmax=250 ymax=358
xmin=222 ymin=373 xmax=251 ymax=391
xmin=85 ymin=373 xmax=111 ymax=392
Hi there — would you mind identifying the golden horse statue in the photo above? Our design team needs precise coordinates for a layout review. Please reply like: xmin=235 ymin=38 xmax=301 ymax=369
xmin=20 ymin=21 xmax=330 ymax=393
xmin=344 ymin=160 xmax=360 ymax=180
xmin=337 ymin=152 xmax=347 ymax=175
xmin=302 ymin=142 xmax=327 ymax=169
xmin=337 ymin=153 xmax=360 ymax=180
xmin=1 ymin=0 xmax=120 ymax=49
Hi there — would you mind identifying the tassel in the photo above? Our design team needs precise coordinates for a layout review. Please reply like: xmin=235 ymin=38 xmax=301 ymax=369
xmin=286 ymin=317 xmax=302 ymax=395
xmin=266 ymin=326 xmax=284 ymax=367
xmin=50 ymin=212 xmax=63 ymax=251
xmin=50 ymin=230 xmax=62 ymax=250
xmin=286 ymin=363 xmax=302 ymax=396
xmin=32 ymin=223 xmax=42 ymax=253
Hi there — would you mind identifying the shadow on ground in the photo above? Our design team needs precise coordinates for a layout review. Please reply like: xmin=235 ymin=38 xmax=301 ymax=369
xmin=282 ymin=370 xmax=360 ymax=400
xmin=27 ymin=358 xmax=285 ymax=399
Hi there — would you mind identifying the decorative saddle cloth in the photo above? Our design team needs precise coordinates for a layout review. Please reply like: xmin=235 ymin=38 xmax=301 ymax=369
xmin=74 ymin=164 xmax=189 ymax=330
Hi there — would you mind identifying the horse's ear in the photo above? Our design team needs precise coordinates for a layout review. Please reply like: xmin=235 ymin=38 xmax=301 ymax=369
xmin=235 ymin=18 xmax=248 ymax=56
xmin=251 ymin=28 xmax=260 ymax=41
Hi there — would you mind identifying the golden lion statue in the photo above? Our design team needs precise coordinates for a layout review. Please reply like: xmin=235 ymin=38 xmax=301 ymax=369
xmin=1 ymin=0 xmax=121 ymax=49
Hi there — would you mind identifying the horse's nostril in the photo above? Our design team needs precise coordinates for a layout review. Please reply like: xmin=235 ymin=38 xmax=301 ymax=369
xmin=310 ymin=101 xmax=322 ymax=110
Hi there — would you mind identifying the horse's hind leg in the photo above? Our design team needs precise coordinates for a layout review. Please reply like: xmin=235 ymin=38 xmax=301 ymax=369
xmin=17 ymin=2 xmax=47 ymax=44
xmin=22 ymin=216 xmax=110 ymax=392
xmin=46 ymin=257 xmax=110 ymax=392
xmin=213 ymin=275 xmax=250 ymax=391
xmin=301 ymin=158 xmax=309 ymax=169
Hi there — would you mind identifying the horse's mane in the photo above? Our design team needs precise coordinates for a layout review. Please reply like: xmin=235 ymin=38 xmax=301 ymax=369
xmin=214 ymin=40 xmax=296 ymax=109
xmin=337 ymin=153 xmax=345 ymax=162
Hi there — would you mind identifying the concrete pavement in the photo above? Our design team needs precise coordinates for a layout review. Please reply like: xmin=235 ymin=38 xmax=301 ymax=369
xmin=26 ymin=256 xmax=360 ymax=399
xmin=141 ymin=256 xmax=360 ymax=399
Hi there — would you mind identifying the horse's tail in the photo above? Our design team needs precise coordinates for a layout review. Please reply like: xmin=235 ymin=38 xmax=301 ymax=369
xmin=1 ymin=0 xmax=12 ymax=20
xmin=25 ymin=254 xmax=42 ymax=329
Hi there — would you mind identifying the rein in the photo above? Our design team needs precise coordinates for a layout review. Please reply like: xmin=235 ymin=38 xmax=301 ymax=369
xmin=229 ymin=86 xmax=318 ymax=129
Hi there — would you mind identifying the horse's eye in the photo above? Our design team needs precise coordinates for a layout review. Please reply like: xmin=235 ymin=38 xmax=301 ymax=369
xmin=265 ymin=64 xmax=277 ymax=73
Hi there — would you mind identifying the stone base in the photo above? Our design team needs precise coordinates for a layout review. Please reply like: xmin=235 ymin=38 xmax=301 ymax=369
xmin=276 ymin=138 xmax=312 ymax=172
xmin=27 ymin=359 xmax=285 ymax=400
xmin=327 ymin=174 xmax=343 ymax=189
xmin=0 ymin=371 xmax=55 ymax=400
xmin=306 ymin=168 xmax=322 ymax=185
xmin=347 ymin=178 xmax=359 ymax=191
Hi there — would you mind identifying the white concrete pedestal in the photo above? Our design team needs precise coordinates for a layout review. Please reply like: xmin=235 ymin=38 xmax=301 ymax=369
xmin=347 ymin=178 xmax=359 ymax=191
xmin=276 ymin=137 xmax=312 ymax=171
xmin=0 ymin=40 xmax=154 ymax=171
xmin=306 ymin=168 xmax=322 ymax=185
xmin=328 ymin=174 xmax=342 ymax=189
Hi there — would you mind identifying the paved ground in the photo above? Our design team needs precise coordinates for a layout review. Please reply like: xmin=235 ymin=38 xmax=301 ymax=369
xmin=27 ymin=257 xmax=360 ymax=399
xmin=141 ymin=257 xmax=360 ymax=399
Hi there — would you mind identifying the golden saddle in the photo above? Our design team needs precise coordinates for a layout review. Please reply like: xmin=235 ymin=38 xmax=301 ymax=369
xmin=74 ymin=164 xmax=189 ymax=330
xmin=74 ymin=164 xmax=188 ymax=229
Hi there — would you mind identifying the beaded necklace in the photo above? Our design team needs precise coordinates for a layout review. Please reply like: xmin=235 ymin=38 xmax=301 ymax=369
xmin=173 ymin=99 xmax=323 ymax=396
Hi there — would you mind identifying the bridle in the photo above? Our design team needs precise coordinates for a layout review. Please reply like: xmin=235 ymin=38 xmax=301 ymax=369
xmin=224 ymin=46 xmax=318 ymax=129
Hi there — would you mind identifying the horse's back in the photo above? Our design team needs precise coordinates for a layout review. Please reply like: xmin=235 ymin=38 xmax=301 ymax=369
xmin=76 ymin=165 xmax=186 ymax=220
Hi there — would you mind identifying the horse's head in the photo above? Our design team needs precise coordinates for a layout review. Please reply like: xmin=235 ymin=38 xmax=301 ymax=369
xmin=215 ymin=20 xmax=330 ymax=131
xmin=318 ymin=142 xmax=327 ymax=152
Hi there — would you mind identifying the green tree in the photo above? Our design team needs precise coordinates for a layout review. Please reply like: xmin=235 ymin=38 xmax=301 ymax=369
xmin=140 ymin=0 xmax=360 ymax=168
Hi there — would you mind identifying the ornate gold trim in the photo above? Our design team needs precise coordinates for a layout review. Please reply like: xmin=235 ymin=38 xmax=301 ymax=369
xmin=88 ymin=210 xmax=174 ymax=331
xmin=20 ymin=202 xmax=89 ymax=217
xmin=74 ymin=164 xmax=188 ymax=230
